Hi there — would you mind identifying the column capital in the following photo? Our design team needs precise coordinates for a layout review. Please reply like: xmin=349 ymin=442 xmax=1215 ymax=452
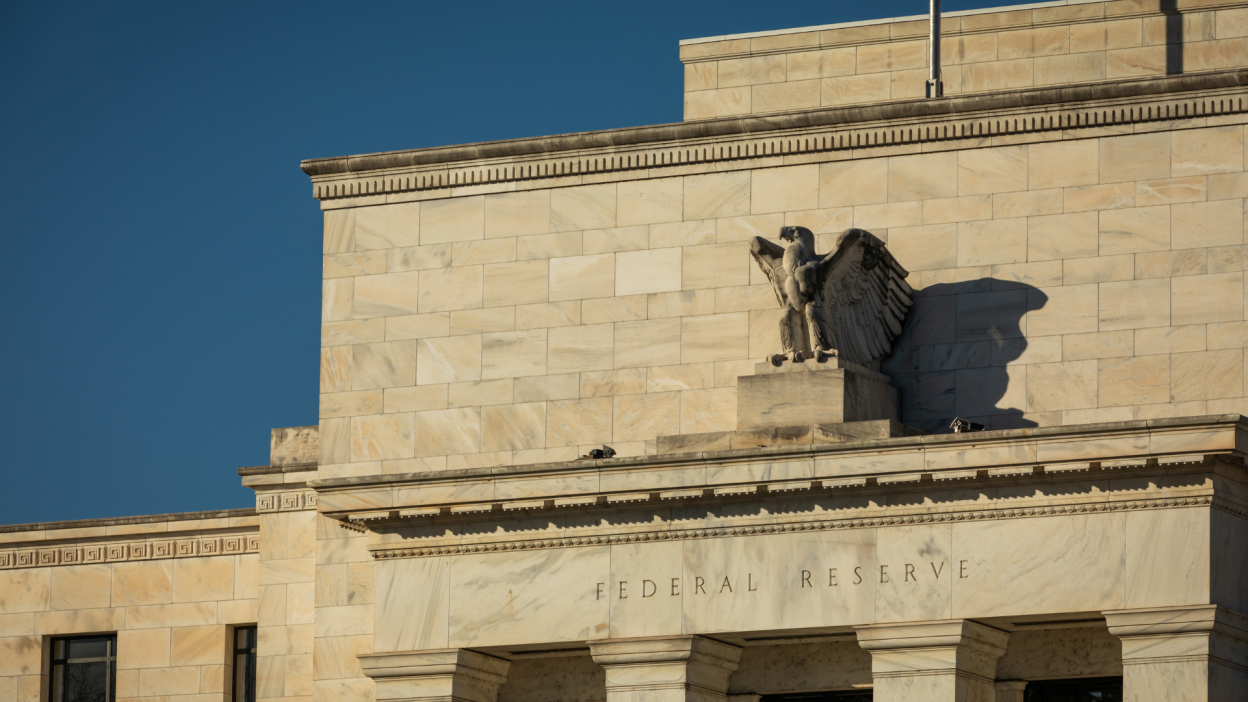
xmin=589 ymin=635 xmax=743 ymax=669
xmin=854 ymin=619 xmax=1010 ymax=701
xmin=359 ymin=649 xmax=511 ymax=702
xmin=589 ymin=636 xmax=743 ymax=702
xmin=1104 ymin=605 xmax=1248 ymax=643
xmin=1104 ymin=605 xmax=1248 ymax=700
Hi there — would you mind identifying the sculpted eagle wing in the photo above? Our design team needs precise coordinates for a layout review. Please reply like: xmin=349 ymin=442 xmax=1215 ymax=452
xmin=811 ymin=229 xmax=914 ymax=366
xmin=749 ymin=236 xmax=788 ymax=307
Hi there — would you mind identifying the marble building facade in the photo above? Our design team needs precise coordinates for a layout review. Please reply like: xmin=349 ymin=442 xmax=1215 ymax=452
xmin=5 ymin=1 xmax=1248 ymax=701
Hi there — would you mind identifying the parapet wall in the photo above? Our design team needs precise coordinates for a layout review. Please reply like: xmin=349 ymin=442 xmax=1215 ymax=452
xmin=680 ymin=0 xmax=1248 ymax=119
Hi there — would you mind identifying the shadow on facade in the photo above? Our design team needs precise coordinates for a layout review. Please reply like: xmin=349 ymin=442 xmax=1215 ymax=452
xmin=1162 ymin=0 xmax=1184 ymax=75
xmin=881 ymin=279 xmax=1048 ymax=434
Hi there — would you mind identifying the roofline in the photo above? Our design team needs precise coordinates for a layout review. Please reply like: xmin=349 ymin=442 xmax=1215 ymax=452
xmin=0 ymin=507 xmax=256 ymax=534
xmin=678 ymin=0 xmax=1106 ymax=46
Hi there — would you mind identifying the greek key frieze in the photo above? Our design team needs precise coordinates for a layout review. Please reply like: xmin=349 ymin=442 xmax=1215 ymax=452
xmin=0 ymin=533 xmax=259 ymax=570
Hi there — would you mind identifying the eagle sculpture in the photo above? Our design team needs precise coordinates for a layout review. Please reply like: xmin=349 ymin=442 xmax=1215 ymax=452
xmin=749 ymin=226 xmax=914 ymax=367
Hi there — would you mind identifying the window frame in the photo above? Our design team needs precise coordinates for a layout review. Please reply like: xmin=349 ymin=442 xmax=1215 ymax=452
xmin=232 ymin=625 xmax=258 ymax=702
xmin=49 ymin=634 xmax=118 ymax=702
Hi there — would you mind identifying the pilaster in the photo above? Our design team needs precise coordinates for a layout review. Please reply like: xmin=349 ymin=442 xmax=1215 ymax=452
xmin=358 ymin=649 xmax=511 ymax=702
xmin=854 ymin=619 xmax=1010 ymax=702
xmin=589 ymin=636 xmax=743 ymax=702
xmin=1105 ymin=605 xmax=1248 ymax=702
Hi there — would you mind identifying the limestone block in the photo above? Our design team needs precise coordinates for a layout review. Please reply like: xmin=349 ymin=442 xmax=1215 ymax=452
xmin=355 ymin=202 xmax=420 ymax=250
xmin=1099 ymin=355 xmax=1171 ymax=406
xmin=125 ymin=602 xmax=218 ymax=630
xmin=422 ymin=196 xmax=484 ymax=244
xmin=1029 ymin=140 xmax=1099 ymax=190
xmin=482 ymin=402 xmax=546 ymax=452
xmin=1210 ymin=244 xmax=1248 ymax=273
xmin=515 ymin=301 xmax=579 ymax=330
xmin=416 ymin=336 xmax=482 ymax=385
xmin=999 ymin=26 xmax=1070 ymax=59
xmin=350 ymin=414 xmax=415 ymax=461
xmin=478 ymin=260 xmax=547 ymax=309
xmin=313 ymin=635 xmax=373 ymax=681
xmin=1100 ymin=206 xmax=1170 ymax=255
xmin=615 ymin=319 xmax=681 ymax=369
xmin=548 ymin=323 xmax=614 ymax=374
xmin=172 ymin=557 xmax=235 ymax=604
xmin=748 ymin=308 xmax=789 ymax=357
xmin=820 ymin=160 xmax=888 ymax=208
xmin=1064 ymin=330 xmax=1134 ymax=360
xmin=1172 ymin=199 xmax=1244 ymax=249
xmin=448 ymin=379 xmax=513 ymax=408
xmin=752 ymin=165 xmax=818 ymax=214
xmin=547 ymin=397 xmax=613 ymax=447
xmin=514 ymin=374 xmax=579 ymax=403
xmin=649 ymin=290 xmax=715 ymax=319
xmin=921 ymin=194 xmax=992 ymax=225
xmin=320 ymin=390 xmax=383 ymax=418
xmin=1063 ymin=254 xmax=1134 ymax=285
xmin=616 ymin=249 xmax=681 ymax=296
xmin=960 ymin=58 xmax=1034 ymax=92
xmin=320 ymin=417 xmax=350 ymax=464
xmin=715 ymin=285 xmax=781 ymax=314
xmin=737 ymin=362 xmax=898 ymax=427
xmin=551 ymin=184 xmax=616 ymax=232
xmin=49 ymin=565 xmax=110 ymax=611
xmin=1028 ymin=211 xmax=1099 ymax=261
xmin=549 ymin=254 xmax=615 ymax=302
xmin=678 ymin=243 xmax=747 ymax=291
xmin=995 ymin=189 xmax=1063 ymax=218
xmin=1101 ymin=132 xmax=1170 ymax=184
xmin=888 ymin=152 xmax=958 ymax=203
xmin=117 ymin=627 xmax=171 ymax=669
xmin=387 ymin=244 xmax=452 ymax=273
xmin=582 ymin=296 xmax=646 ymax=324
xmin=1137 ymin=176 xmax=1207 ymax=206
xmin=324 ymin=251 xmax=386 ymax=278
xmin=1065 ymin=182 xmax=1134 ymax=212
xmin=1034 ymin=51 xmax=1107 ymax=85
xmin=321 ymin=347 xmax=351 ymax=393
xmin=353 ymin=272 xmax=422 ymax=318
xmin=1105 ymin=45 xmax=1167 ymax=78
xmin=1172 ymin=125 xmax=1245 ymax=177
xmin=170 ymin=625 xmax=225 ymax=666
xmin=617 ymin=178 xmax=682 ymax=226
xmin=1070 ymin=18 xmax=1142 ymax=53
xmin=1208 ymin=320 xmax=1248 ymax=350
xmin=517 ymin=232 xmax=581 ymax=260
xmin=450 ymin=308 xmax=515 ymax=336
xmin=958 ymin=146 xmax=1027 ymax=195
xmin=648 ymin=363 xmax=715 ymax=392
xmin=485 ymin=191 xmax=549 ymax=238
xmin=452 ymin=239 xmax=516 ymax=267
xmin=481 ymin=329 xmax=547 ymax=379
xmin=1218 ymin=8 xmax=1248 ymax=39
xmin=613 ymin=392 xmax=680 ymax=442
xmin=419 ymin=267 xmax=483 ymax=314
xmin=680 ymin=387 xmax=737 ymax=434
xmin=857 ymin=39 xmax=926 ymax=73
xmin=1172 ymin=272 xmax=1243 ymax=325
xmin=138 ymin=666 xmax=201 ymax=696
xmin=820 ymin=73 xmax=890 ymax=107
xmin=682 ymin=313 xmax=748 ymax=364
xmin=787 ymin=48 xmax=856 ymax=80
xmin=323 ymin=279 xmax=353 ymax=322
xmin=885 ymin=224 xmax=957 ymax=271
xmin=717 ymin=55 xmax=785 ymax=87
xmin=957 ymin=218 xmax=1026 ymax=266
xmin=1171 ymin=349 xmax=1244 ymax=401
xmin=324 ymin=319 xmax=385 ymax=347
xmin=650 ymin=220 xmax=716 ymax=249
xmin=1100 ymin=278 xmax=1170 ymax=330
xmin=853 ymin=201 xmax=922 ymax=229
xmin=324 ymin=208 xmax=354 ymax=254
xmin=1028 ymin=284 xmax=1098 ymax=336
xmin=684 ymin=62 xmax=716 ymax=92
xmin=1135 ymin=249 xmax=1207 ymax=280
xmin=349 ymin=341 xmax=416 ymax=390
xmin=583 ymin=225 xmax=648 ymax=255
xmin=1026 ymin=360 xmax=1098 ymax=411
xmin=581 ymin=369 xmax=646 ymax=397
xmin=684 ymin=87 xmax=751 ymax=120
xmin=415 ymin=408 xmax=481 ymax=457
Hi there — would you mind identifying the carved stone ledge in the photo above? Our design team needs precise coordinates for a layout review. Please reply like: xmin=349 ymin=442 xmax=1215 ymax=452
xmin=0 ymin=532 xmax=260 ymax=570
xmin=360 ymin=649 xmax=511 ymax=702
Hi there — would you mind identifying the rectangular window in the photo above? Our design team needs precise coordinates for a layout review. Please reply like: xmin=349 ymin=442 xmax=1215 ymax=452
xmin=50 ymin=635 xmax=117 ymax=702
xmin=233 ymin=626 xmax=257 ymax=702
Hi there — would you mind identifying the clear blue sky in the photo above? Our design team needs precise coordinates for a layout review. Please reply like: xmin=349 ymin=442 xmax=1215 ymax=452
xmin=0 ymin=0 xmax=1006 ymax=524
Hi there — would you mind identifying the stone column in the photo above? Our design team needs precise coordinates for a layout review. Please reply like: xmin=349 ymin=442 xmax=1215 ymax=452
xmin=359 ymin=649 xmax=511 ymax=702
xmin=589 ymin=636 xmax=743 ymax=702
xmin=1105 ymin=605 xmax=1248 ymax=702
xmin=854 ymin=620 xmax=1009 ymax=701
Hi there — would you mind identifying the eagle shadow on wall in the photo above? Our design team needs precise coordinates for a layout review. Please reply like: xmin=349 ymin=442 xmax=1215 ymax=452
xmin=750 ymin=226 xmax=1046 ymax=433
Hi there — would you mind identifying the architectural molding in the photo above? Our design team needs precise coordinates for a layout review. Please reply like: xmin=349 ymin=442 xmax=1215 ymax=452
xmin=302 ymin=72 xmax=1248 ymax=205
xmin=256 ymin=489 xmax=318 ymax=513
xmin=0 ymin=531 xmax=260 ymax=570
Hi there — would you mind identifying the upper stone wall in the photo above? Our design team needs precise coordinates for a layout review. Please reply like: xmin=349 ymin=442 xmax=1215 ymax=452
xmin=680 ymin=0 xmax=1248 ymax=120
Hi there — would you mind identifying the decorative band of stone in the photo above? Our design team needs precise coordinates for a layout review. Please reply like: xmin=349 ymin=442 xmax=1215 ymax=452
xmin=256 ymin=490 xmax=317 ymax=513
xmin=368 ymin=495 xmax=1216 ymax=560
xmin=309 ymin=83 xmax=1248 ymax=202
xmin=0 ymin=532 xmax=260 ymax=570
xmin=871 ymin=669 xmax=994 ymax=685
xmin=1122 ymin=654 xmax=1248 ymax=675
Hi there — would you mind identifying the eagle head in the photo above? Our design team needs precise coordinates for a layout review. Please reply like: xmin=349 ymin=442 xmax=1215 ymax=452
xmin=779 ymin=225 xmax=813 ymax=243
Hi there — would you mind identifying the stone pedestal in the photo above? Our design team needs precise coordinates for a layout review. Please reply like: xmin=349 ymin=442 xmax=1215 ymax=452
xmin=1105 ymin=605 xmax=1248 ymax=702
xmin=359 ymin=649 xmax=511 ymax=702
xmin=737 ymin=358 xmax=899 ymax=429
xmin=589 ymin=636 xmax=742 ymax=702
xmin=855 ymin=620 xmax=1009 ymax=702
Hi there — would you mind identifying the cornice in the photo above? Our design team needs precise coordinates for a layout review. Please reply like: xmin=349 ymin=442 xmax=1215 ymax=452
xmin=301 ymin=71 xmax=1248 ymax=204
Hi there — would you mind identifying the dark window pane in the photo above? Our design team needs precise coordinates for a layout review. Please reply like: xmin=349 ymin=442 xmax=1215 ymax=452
xmin=235 ymin=626 xmax=255 ymax=650
xmin=1024 ymin=677 xmax=1123 ymax=702
xmin=52 ymin=635 xmax=116 ymax=702
xmin=61 ymin=661 xmax=109 ymax=702
xmin=761 ymin=691 xmax=873 ymax=702
xmin=233 ymin=626 xmax=257 ymax=702
xmin=66 ymin=638 xmax=110 ymax=660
